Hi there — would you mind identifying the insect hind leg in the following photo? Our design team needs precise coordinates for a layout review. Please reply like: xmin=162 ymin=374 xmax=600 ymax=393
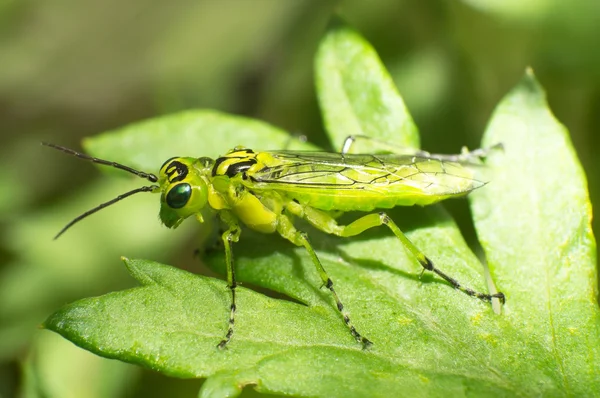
xmin=371 ymin=213 xmax=504 ymax=303
xmin=418 ymin=143 xmax=504 ymax=163
xmin=286 ymin=202 xmax=504 ymax=304
xmin=341 ymin=135 xmax=503 ymax=163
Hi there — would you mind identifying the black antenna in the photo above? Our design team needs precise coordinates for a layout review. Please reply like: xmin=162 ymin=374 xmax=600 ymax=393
xmin=53 ymin=186 xmax=156 ymax=239
xmin=42 ymin=142 xmax=158 ymax=183
xmin=43 ymin=142 xmax=160 ymax=239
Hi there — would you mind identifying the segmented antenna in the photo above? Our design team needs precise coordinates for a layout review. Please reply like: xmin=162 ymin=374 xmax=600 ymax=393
xmin=41 ymin=142 xmax=158 ymax=183
xmin=52 ymin=185 xmax=156 ymax=239
xmin=42 ymin=142 xmax=159 ymax=239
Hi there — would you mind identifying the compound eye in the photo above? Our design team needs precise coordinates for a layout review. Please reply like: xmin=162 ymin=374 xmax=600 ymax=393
xmin=166 ymin=183 xmax=192 ymax=209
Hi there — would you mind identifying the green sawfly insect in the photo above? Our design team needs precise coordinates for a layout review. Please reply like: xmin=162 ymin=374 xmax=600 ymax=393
xmin=43 ymin=136 xmax=504 ymax=348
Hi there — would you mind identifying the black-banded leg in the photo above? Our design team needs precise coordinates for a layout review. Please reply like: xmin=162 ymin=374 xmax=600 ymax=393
xmin=372 ymin=213 xmax=505 ymax=303
xmin=378 ymin=212 xmax=505 ymax=304
xmin=276 ymin=212 xmax=373 ymax=348
xmin=286 ymin=201 xmax=505 ymax=304
xmin=217 ymin=212 xmax=242 ymax=349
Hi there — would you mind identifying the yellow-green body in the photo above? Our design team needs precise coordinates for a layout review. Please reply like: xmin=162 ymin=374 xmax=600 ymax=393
xmin=46 ymin=140 xmax=501 ymax=349
xmin=155 ymin=145 xmax=499 ymax=348
xmin=159 ymin=148 xmax=482 ymax=232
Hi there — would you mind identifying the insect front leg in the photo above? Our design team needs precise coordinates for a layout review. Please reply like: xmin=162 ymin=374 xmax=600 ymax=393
xmin=286 ymin=201 xmax=505 ymax=304
xmin=276 ymin=212 xmax=373 ymax=348
xmin=217 ymin=211 xmax=242 ymax=349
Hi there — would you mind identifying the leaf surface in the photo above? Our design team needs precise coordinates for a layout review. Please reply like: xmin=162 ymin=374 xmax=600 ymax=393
xmin=45 ymin=28 xmax=598 ymax=398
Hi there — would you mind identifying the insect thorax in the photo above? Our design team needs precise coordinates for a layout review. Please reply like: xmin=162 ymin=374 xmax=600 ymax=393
xmin=212 ymin=148 xmax=259 ymax=178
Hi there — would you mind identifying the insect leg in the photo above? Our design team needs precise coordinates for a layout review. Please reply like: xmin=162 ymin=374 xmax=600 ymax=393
xmin=287 ymin=202 xmax=505 ymax=304
xmin=341 ymin=135 xmax=502 ymax=162
xmin=370 ymin=213 xmax=504 ymax=303
xmin=276 ymin=213 xmax=373 ymax=348
xmin=217 ymin=212 xmax=242 ymax=349
xmin=412 ymin=143 xmax=504 ymax=163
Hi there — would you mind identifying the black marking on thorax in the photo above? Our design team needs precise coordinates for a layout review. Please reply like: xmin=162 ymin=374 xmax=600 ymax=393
xmin=225 ymin=159 xmax=257 ymax=177
xmin=212 ymin=149 xmax=258 ymax=178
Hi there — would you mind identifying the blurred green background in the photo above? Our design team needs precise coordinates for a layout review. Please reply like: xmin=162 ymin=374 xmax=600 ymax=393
xmin=0 ymin=0 xmax=598 ymax=397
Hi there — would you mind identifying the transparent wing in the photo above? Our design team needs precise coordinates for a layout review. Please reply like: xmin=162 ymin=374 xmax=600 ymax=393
xmin=249 ymin=151 xmax=486 ymax=195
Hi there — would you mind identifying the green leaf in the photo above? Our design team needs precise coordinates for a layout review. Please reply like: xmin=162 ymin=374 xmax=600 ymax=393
xmin=470 ymin=68 xmax=600 ymax=394
xmin=315 ymin=21 xmax=419 ymax=150
xmin=1 ymin=110 xmax=315 ymax=361
xmin=83 ymin=109 xmax=316 ymax=173
xmin=44 ymin=26 xmax=598 ymax=398
xmin=45 ymin=253 xmax=512 ymax=398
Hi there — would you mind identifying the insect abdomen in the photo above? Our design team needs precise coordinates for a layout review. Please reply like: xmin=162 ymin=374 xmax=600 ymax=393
xmin=246 ymin=150 xmax=483 ymax=211
xmin=275 ymin=186 xmax=471 ymax=212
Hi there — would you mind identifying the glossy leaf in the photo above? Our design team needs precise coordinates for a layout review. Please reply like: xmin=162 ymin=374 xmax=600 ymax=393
xmin=315 ymin=22 xmax=419 ymax=150
xmin=44 ymin=27 xmax=598 ymax=398
xmin=470 ymin=68 xmax=600 ymax=394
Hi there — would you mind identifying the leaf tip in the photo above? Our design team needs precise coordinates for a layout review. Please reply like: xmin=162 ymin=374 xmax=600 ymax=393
xmin=515 ymin=67 xmax=547 ymax=105
xmin=42 ymin=305 xmax=71 ymax=334
xmin=318 ymin=16 xmax=365 ymax=54
xmin=524 ymin=65 xmax=535 ymax=77
xmin=121 ymin=257 xmax=153 ymax=285
xmin=325 ymin=14 xmax=350 ymax=32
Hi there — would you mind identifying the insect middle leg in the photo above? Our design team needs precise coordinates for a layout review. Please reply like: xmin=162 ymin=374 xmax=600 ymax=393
xmin=276 ymin=212 xmax=373 ymax=348
xmin=217 ymin=212 xmax=241 ymax=349
xmin=286 ymin=202 xmax=505 ymax=303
